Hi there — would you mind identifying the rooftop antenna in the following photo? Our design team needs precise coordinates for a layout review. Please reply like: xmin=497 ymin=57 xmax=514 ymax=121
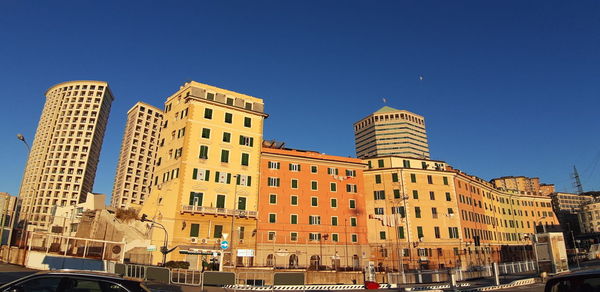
xmin=572 ymin=165 xmax=584 ymax=194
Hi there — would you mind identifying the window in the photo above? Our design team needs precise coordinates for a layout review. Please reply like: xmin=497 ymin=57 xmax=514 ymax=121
xmin=448 ymin=227 xmax=459 ymax=239
xmin=403 ymin=160 xmax=411 ymax=168
xmin=432 ymin=207 xmax=438 ymax=218
xmin=410 ymin=174 xmax=417 ymax=183
xmin=190 ymin=223 xmax=200 ymax=237
xmin=327 ymin=167 xmax=338 ymax=175
xmin=309 ymin=215 xmax=321 ymax=225
xmin=446 ymin=192 xmax=452 ymax=201
xmin=268 ymin=231 xmax=276 ymax=241
xmin=199 ymin=145 xmax=208 ymax=159
xmin=311 ymin=165 xmax=318 ymax=173
xmin=331 ymin=198 xmax=338 ymax=208
xmin=241 ymin=153 xmax=250 ymax=166
xmin=221 ymin=150 xmax=229 ymax=163
xmin=415 ymin=207 xmax=421 ymax=218
xmin=393 ymin=189 xmax=401 ymax=199
xmin=214 ymin=225 xmax=223 ymax=238
xmin=268 ymin=177 xmax=280 ymax=187
xmin=16 ymin=276 xmax=62 ymax=292
xmin=216 ymin=194 xmax=225 ymax=208
xmin=244 ymin=117 xmax=251 ymax=127
xmin=311 ymin=181 xmax=318 ymax=190
xmin=429 ymin=191 xmax=435 ymax=200
xmin=290 ymin=232 xmax=298 ymax=241
xmin=412 ymin=190 xmax=419 ymax=199
xmin=346 ymin=184 xmax=358 ymax=193
xmin=392 ymin=173 xmax=399 ymax=182
xmin=434 ymin=226 xmax=440 ymax=238
xmin=427 ymin=175 xmax=433 ymax=184
xmin=443 ymin=177 xmax=449 ymax=185
xmin=397 ymin=226 xmax=405 ymax=239
xmin=291 ymin=214 xmax=298 ymax=224
xmin=346 ymin=169 xmax=356 ymax=177
xmin=310 ymin=233 xmax=321 ymax=241
xmin=236 ymin=175 xmax=252 ymax=186
xmin=225 ymin=113 xmax=233 ymax=123
xmin=201 ymin=128 xmax=210 ymax=138
xmin=207 ymin=92 xmax=215 ymax=100
xmin=332 ymin=233 xmax=339 ymax=242
xmin=392 ymin=206 xmax=405 ymax=217
xmin=289 ymin=163 xmax=300 ymax=171
xmin=374 ymin=190 xmax=385 ymax=200
xmin=375 ymin=175 xmax=382 ymax=184
xmin=351 ymin=234 xmax=358 ymax=243
xmin=204 ymin=108 xmax=213 ymax=119
xmin=268 ymin=161 xmax=280 ymax=169
xmin=291 ymin=195 xmax=298 ymax=206
xmin=349 ymin=199 xmax=356 ymax=209
xmin=192 ymin=167 xmax=211 ymax=181
xmin=331 ymin=217 xmax=338 ymax=226
xmin=350 ymin=217 xmax=357 ymax=226
xmin=223 ymin=132 xmax=231 ymax=142
xmin=374 ymin=207 xmax=384 ymax=215
xmin=378 ymin=159 xmax=384 ymax=167
xmin=239 ymin=135 xmax=254 ymax=146
xmin=380 ymin=231 xmax=386 ymax=240
xmin=311 ymin=197 xmax=318 ymax=206
xmin=291 ymin=179 xmax=298 ymax=189
xmin=330 ymin=182 xmax=337 ymax=192
xmin=417 ymin=226 xmax=424 ymax=238
xmin=269 ymin=194 xmax=277 ymax=204
xmin=269 ymin=213 xmax=277 ymax=223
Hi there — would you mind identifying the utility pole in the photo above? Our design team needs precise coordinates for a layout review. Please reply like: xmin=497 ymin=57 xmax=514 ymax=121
xmin=572 ymin=165 xmax=584 ymax=195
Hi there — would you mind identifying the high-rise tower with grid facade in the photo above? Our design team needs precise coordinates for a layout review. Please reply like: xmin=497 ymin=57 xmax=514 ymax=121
xmin=111 ymin=102 xmax=163 ymax=209
xmin=353 ymin=106 xmax=429 ymax=159
xmin=19 ymin=81 xmax=114 ymax=229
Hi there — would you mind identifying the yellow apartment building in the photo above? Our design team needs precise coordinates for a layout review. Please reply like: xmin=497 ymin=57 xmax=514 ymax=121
xmin=140 ymin=81 xmax=267 ymax=267
xmin=363 ymin=156 xmax=462 ymax=270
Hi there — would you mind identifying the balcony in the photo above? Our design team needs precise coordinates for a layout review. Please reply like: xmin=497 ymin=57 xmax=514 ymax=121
xmin=180 ymin=205 xmax=257 ymax=218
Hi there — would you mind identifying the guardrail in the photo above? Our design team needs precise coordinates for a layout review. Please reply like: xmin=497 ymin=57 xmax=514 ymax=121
xmin=171 ymin=268 xmax=202 ymax=285
xmin=498 ymin=261 xmax=536 ymax=275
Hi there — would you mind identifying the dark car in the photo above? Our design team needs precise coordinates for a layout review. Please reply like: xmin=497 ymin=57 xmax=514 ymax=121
xmin=0 ymin=271 xmax=151 ymax=292
xmin=545 ymin=269 xmax=600 ymax=292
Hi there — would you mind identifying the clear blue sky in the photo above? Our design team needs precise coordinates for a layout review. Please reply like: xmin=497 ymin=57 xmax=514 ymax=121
xmin=1 ymin=0 xmax=599 ymax=199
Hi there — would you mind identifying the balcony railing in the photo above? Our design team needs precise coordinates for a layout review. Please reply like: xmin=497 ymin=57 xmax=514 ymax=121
xmin=181 ymin=205 xmax=257 ymax=218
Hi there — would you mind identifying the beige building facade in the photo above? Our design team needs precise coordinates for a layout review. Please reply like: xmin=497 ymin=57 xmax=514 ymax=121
xmin=19 ymin=81 xmax=114 ymax=229
xmin=111 ymin=102 xmax=163 ymax=209
xmin=490 ymin=176 xmax=545 ymax=195
xmin=578 ymin=198 xmax=600 ymax=233
xmin=354 ymin=107 xmax=429 ymax=159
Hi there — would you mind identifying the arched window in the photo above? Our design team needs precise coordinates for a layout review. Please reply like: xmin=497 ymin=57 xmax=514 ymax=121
xmin=289 ymin=254 xmax=298 ymax=268
xmin=309 ymin=255 xmax=320 ymax=269
xmin=266 ymin=254 xmax=274 ymax=267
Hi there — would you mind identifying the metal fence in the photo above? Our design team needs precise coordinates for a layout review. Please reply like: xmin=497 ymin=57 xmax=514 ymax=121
xmin=498 ymin=261 xmax=536 ymax=275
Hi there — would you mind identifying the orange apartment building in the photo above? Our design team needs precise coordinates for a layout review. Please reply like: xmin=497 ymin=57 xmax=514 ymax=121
xmin=256 ymin=142 xmax=369 ymax=270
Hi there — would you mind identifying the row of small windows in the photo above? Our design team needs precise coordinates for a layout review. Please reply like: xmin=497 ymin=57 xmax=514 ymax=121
xmin=264 ymin=231 xmax=359 ymax=243
xmin=373 ymin=172 xmax=449 ymax=185
xmin=378 ymin=226 xmax=459 ymax=240
xmin=267 ymin=213 xmax=359 ymax=227
xmin=267 ymin=177 xmax=357 ymax=193
xmin=268 ymin=194 xmax=356 ymax=208
xmin=186 ymin=192 xmax=248 ymax=210
xmin=267 ymin=162 xmax=356 ymax=177
xmin=163 ymin=107 xmax=253 ymax=128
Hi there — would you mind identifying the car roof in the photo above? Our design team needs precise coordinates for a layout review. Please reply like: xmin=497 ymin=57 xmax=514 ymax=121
xmin=551 ymin=269 xmax=600 ymax=280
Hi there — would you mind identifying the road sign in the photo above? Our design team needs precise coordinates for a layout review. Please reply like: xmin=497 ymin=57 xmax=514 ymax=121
xmin=221 ymin=240 xmax=229 ymax=249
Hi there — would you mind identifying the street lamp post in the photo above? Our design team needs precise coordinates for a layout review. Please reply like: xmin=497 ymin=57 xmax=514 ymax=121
xmin=7 ymin=134 xmax=31 ymax=261
xmin=140 ymin=214 xmax=176 ymax=266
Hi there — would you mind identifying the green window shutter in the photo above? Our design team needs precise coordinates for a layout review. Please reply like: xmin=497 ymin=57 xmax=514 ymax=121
xmin=394 ymin=189 xmax=400 ymax=198
xmin=250 ymin=137 xmax=254 ymax=147
xmin=297 ymin=164 xmax=301 ymax=171
xmin=227 ymin=173 xmax=232 ymax=184
xmin=398 ymin=227 xmax=405 ymax=239
xmin=215 ymin=171 xmax=220 ymax=182
xmin=205 ymin=170 xmax=210 ymax=181
xmin=190 ymin=224 xmax=200 ymax=237
xmin=239 ymin=136 xmax=244 ymax=145
xmin=375 ymin=175 xmax=381 ymax=184
xmin=192 ymin=168 xmax=198 ymax=180
xmin=410 ymin=174 xmax=416 ymax=183
xmin=392 ymin=173 xmax=398 ymax=182
xmin=238 ymin=197 xmax=247 ymax=210
xmin=189 ymin=192 xmax=195 ymax=205
xmin=247 ymin=176 xmax=252 ymax=186
xmin=241 ymin=153 xmax=249 ymax=166
xmin=291 ymin=215 xmax=297 ymax=224
xmin=216 ymin=195 xmax=225 ymax=208
xmin=214 ymin=225 xmax=223 ymax=238
xmin=236 ymin=175 xmax=241 ymax=185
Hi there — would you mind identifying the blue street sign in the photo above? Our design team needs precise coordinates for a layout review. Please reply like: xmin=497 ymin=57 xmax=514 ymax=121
xmin=221 ymin=240 xmax=229 ymax=249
